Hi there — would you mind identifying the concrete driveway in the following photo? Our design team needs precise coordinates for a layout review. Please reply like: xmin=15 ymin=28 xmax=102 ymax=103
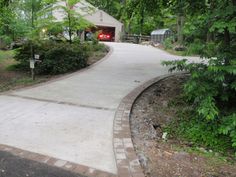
xmin=0 ymin=43 xmax=198 ymax=174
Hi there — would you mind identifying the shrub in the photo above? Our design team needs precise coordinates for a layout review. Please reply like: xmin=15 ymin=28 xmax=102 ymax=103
xmin=184 ymin=39 xmax=204 ymax=55
xmin=162 ymin=47 xmax=236 ymax=154
xmin=163 ymin=37 xmax=174 ymax=50
xmin=15 ymin=40 xmax=89 ymax=75
xmin=0 ymin=35 xmax=12 ymax=49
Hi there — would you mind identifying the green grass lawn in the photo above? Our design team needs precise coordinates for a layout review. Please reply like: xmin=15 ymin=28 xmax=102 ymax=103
xmin=0 ymin=50 xmax=42 ymax=92
xmin=0 ymin=50 xmax=17 ymax=70
xmin=0 ymin=50 xmax=14 ymax=60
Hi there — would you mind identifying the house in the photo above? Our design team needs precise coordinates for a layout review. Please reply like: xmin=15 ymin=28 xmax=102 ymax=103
xmin=53 ymin=0 xmax=124 ymax=42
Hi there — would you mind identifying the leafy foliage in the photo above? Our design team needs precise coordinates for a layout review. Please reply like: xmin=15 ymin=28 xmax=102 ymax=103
xmin=161 ymin=0 xmax=236 ymax=155
xmin=14 ymin=40 xmax=89 ymax=74
xmin=49 ymin=0 xmax=92 ymax=43
xmin=163 ymin=53 xmax=236 ymax=153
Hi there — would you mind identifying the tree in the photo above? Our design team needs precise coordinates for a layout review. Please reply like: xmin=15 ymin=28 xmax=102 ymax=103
xmin=87 ymin=0 xmax=121 ymax=19
xmin=51 ymin=0 xmax=91 ymax=43
xmin=124 ymin=0 xmax=161 ymax=35
xmin=163 ymin=0 xmax=236 ymax=152
xmin=0 ymin=0 xmax=45 ymax=43
xmin=0 ymin=0 xmax=24 ymax=47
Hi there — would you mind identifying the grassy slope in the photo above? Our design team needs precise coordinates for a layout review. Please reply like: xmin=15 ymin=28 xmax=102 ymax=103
xmin=0 ymin=50 xmax=41 ymax=92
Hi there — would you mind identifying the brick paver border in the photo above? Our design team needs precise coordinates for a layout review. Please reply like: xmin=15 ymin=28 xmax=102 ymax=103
xmin=0 ymin=42 xmax=183 ymax=177
xmin=0 ymin=144 xmax=116 ymax=177
xmin=0 ymin=44 xmax=117 ymax=177
xmin=0 ymin=73 xmax=176 ymax=177
xmin=113 ymin=73 xmax=181 ymax=177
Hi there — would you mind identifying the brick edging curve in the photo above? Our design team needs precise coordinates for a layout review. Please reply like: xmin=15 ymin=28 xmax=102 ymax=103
xmin=0 ymin=144 xmax=116 ymax=177
xmin=113 ymin=73 xmax=181 ymax=177
xmin=0 ymin=44 xmax=117 ymax=177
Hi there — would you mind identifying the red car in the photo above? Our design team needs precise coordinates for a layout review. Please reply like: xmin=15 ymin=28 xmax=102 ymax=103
xmin=98 ymin=33 xmax=112 ymax=41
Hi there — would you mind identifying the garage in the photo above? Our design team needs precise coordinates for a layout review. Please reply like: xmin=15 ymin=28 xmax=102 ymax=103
xmin=96 ymin=26 xmax=115 ymax=41
xmin=75 ymin=0 xmax=124 ymax=42
xmin=53 ymin=0 xmax=123 ymax=42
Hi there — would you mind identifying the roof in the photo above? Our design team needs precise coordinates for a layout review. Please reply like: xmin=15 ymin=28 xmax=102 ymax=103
xmin=74 ymin=0 xmax=123 ymax=26
xmin=151 ymin=29 xmax=171 ymax=35
xmin=52 ymin=0 xmax=123 ymax=26
xmin=73 ymin=0 xmax=97 ymax=16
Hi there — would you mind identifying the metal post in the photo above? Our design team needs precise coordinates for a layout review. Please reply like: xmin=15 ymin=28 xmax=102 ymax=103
xmin=30 ymin=44 xmax=35 ymax=80
xmin=31 ymin=68 xmax=35 ymax=80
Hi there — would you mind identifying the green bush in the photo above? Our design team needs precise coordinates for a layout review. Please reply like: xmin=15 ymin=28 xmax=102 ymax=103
xmin=82 ymin=42 xmax=107 ymax=54
xmin=15 ymin=40 xmax=89 ymax=75
xmin=162 ymin=46 xmax=236 ymax=154
xmin=185 ymin=39 xmax=204 ymax=55
xmin=0 ymin=35 xmax=12 ymax=49
xmin=169 ymin=109 xmax=233 ymax=152
xmin=163 ymin=37 xmax=174 ymax=50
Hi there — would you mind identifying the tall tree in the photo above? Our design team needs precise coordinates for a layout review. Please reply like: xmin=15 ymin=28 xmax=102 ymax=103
xmin=51 ymin=0 xmax=91 ymax=43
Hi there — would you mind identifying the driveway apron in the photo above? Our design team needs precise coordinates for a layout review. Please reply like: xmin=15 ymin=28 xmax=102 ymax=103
xmin=0 ymin=43 xmax=198 ymax=174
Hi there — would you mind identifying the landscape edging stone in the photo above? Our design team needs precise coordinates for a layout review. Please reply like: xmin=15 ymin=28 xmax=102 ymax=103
xmin=113 ymin=73 xmax=183 ymax=177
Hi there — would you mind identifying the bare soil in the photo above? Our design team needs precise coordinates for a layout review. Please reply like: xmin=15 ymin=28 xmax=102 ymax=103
xmin=130 ymin=74 xmax=236 ymax=177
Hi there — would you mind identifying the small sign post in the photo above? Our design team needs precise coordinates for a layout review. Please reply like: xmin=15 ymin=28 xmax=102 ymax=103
xmin=35 ymin=54 xmax=40 ymax=60
xmin=29 ymin=54 xmax=40 ymax=80
xmin=30 ymin=60 xmax=35 ymax=69
xmin=30 ymin=59 xmax=35 ymax=80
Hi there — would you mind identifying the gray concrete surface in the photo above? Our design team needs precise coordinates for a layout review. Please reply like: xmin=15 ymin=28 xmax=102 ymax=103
xmin=0 ymin=43 xmax=199 ymax=174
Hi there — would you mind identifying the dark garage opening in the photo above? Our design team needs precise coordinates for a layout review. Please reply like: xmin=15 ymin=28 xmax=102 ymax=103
xmin=84 ymin=26 xmax=116 ymax=42
xmin=97 ymin=26 xmax=115 ymax=41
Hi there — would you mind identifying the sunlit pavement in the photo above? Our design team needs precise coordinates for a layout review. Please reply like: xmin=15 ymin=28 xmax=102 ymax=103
xmin=0 ymin=42 xmax=199 ymax=174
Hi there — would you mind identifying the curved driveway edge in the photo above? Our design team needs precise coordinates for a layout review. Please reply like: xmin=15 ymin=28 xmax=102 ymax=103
xmin=0 ymin=44 xmax=113 ymax=96
xmin=0 ymin=42 xmax=197 ymax=176
xmin=113 ymin=73 xmax=182 ymax=177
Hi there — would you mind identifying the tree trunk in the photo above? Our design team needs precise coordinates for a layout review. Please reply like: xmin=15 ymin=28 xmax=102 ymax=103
xmin=224 ymin=28 xmax=230 ymax=65
xmin=233 ymin=0 xmax=236 ymax=5
xmin=68 ymin=13 xmax=72 ymax=44
xmin=140 ymin=7 xmax=144 ymax=35
xmin=69 ymin=28 xmax=72 ymax=44
xmin=177 ymin=14 xmax=184 ymax=45
xmin=127 ymin=21 xmax=131 ymax=34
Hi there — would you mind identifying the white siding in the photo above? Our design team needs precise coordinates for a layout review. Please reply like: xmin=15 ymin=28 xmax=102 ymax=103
xmin=53 ymin=0 xmax=123 ymax=42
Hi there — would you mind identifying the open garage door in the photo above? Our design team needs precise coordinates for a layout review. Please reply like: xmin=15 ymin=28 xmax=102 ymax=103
xmin=96 ymin=26 xmax=115 ymax=42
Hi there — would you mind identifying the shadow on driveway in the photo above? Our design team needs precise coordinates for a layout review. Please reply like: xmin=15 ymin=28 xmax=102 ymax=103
xmin=0 ymin=151 xmax=87 ymax=177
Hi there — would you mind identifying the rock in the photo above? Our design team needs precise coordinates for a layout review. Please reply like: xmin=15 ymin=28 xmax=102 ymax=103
xmin=152 ymin=124 xmax=161 ymax=130
xmin=141 ymin=41 xmax=151 ymax=46
xmin=138 ymin=153 xmax=148 ymax=168
xmin=174 ymin=45 xmax=186 ymax=51
xmin=162 ymin=132 xmax=168 ymax=140
xmin=197 ymin=147 xmax=207 ymax=153
xmin=162 ymin=100 xmax=168 ymax=107
xmin=149 ymin=125 xmax=157 ymax=139
xmin=163 ymin=151 xmax=173 ymax=157
xmin=173 ymin=151 xmax=189 ymax=160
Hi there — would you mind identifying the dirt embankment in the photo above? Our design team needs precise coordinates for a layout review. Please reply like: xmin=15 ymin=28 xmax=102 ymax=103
xmin=130 ymin=75 xmax=236 ymax=177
